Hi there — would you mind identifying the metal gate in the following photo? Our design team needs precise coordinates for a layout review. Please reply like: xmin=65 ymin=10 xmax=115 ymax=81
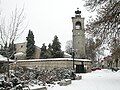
xmin=76 ymin=63 xmax=85 ymax=73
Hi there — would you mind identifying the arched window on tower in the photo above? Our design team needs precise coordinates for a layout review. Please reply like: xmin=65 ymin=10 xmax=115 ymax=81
xmin=75 ymin=21 xmax=81 ymax=30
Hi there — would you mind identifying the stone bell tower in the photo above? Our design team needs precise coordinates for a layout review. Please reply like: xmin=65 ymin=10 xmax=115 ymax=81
xmin=72 ymin=8 xmax=86 ymax=59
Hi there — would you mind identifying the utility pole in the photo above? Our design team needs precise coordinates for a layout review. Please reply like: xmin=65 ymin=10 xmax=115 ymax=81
xmin=72 ymin=49 xmax=75 ymax=70
xmin=7 ymin=58 xmax=10 ymax=82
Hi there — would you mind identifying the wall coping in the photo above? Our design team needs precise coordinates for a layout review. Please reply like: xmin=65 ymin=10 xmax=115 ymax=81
xmin=16 ymin=58 xmax=91 ymax=62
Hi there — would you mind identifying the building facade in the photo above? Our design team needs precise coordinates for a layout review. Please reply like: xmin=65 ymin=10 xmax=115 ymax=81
xmin=72 ymin=8 xmax=86 ymax=59
xmin=15 ymin=42 xmax=41 ymax=60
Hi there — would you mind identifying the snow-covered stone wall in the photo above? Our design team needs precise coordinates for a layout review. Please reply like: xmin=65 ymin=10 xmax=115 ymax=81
xmin=10 ymin=58 xmax=92 ymax=72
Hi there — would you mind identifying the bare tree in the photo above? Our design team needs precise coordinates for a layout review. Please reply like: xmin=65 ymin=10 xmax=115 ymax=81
xmin=84 ymin=0 xmax=120 ymax=68
xmin=84 ymin=0 xmax=120 ymax=44
xmin=0 ymin=7 xmax=26 ymax=80
xmin=0 ymin=7 xmax=26 ymax=47
xmin=65 ymin=40 xmax=72 ymax=55
xmin=85 ymin=38 xmax=103 ymax=61
xmin=110 ymin=38 xmax=120 ymax=67
xmin=84 ymin=0 xmax=119 ymax=11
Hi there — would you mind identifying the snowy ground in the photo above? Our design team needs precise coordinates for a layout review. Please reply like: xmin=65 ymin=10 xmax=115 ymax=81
xmin=47 ymin=69 xmax=120 ymax=90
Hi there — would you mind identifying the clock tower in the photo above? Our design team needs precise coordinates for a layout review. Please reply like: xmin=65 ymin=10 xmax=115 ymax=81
xmin=72 ymin=8 xmax=86 ymax=58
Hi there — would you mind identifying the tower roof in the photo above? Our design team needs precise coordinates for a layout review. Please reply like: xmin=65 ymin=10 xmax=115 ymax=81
xmin=75 ymin=8 xmax=81 ymax=15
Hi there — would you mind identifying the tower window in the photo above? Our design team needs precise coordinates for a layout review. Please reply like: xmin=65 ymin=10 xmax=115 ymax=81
xmin=75 ymin=21 xmax=81 ymax=29
xmin=21 ymin=45 xmax=23 ymax=48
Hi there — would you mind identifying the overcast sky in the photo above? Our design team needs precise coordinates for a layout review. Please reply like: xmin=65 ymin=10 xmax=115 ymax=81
xmin=1 ymin=0 xmax=95 ymax=50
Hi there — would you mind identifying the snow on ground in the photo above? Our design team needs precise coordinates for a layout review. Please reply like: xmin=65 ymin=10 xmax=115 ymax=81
xmin=28 ymin=84 xmax=46 ymax=90
xmin=47 ymin=69 xmax=120 ymax=90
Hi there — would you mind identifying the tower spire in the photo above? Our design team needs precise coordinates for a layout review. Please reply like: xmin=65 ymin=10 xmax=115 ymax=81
xmin=75 ymin=8 xmax=81 ymax=16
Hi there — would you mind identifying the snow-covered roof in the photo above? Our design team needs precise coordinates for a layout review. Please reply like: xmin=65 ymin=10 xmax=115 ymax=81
xmin=64 ymin=52 xmax=72 ymax=58
xmin=14 ymin=52 xmax=25 ymax=56
xmin=0 ymin=55 xmax=7 ymax=60
xmin=0 ymin=55 xmax=14 ymax=62
xmin=17 ymin=58 xmax=91 ymax=62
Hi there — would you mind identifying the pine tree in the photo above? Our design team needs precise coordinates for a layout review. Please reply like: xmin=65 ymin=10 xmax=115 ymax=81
xmin=40 ymin=43 xmax=47 ymax=59
xmin=0 ymin=42 xmax=7 ymax=57
xmin=0 ymin=41 xmax=15 ymax=59
xmin=46 ymin=43 xmax=53 ymax=58
xmin=52 ymin=35 xmax=64 ymax=58
xmin=26 ymin=30 xmax=35 ymax=59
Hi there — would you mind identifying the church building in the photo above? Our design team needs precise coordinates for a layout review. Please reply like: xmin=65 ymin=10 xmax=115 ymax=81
xmin=10 ymin=9 xmax=91 ymax=73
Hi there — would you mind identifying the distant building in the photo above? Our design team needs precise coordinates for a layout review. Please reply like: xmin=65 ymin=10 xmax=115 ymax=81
xmin=14 ymin=42 xmax=41 ymax=60
xmin=14 ymin=42 xmax=72 ymax=60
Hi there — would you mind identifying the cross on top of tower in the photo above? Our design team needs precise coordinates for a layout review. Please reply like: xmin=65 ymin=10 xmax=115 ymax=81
xmin=75 ymin=8 xmax=81 ymax=16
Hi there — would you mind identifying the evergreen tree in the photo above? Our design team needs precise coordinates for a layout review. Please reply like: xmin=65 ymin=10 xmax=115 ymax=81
xmin=26 ymin=30 xmax=35 ymax=59
xmin=40 ymin=36 xmax=64 ymax=58
xmin=0 ymin=41 xmax=15 ymax=59
xmin=52 ymin=35 xmax=64 ymax=58
xmin=0 ymin=42 xmax=7 ymax=57
xmin=40 ymin=43 xmax=47 ymax=59
xmin=40 ymin=43 xmax=53 ymax=59
xmin=46 ymin=43 xmax=53 ymax=58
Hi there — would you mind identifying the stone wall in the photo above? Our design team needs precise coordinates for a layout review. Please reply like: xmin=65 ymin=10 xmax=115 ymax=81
xmin=13 ymin=58 xmax=91 ymax=72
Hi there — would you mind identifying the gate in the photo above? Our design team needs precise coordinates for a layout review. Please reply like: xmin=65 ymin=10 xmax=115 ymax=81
xmin=76 ymin=62 xmax=85 ymax=73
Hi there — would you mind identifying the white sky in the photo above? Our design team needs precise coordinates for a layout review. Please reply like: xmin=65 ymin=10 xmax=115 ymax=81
xmin=1 ymin=0 xmax=95 ymax=50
